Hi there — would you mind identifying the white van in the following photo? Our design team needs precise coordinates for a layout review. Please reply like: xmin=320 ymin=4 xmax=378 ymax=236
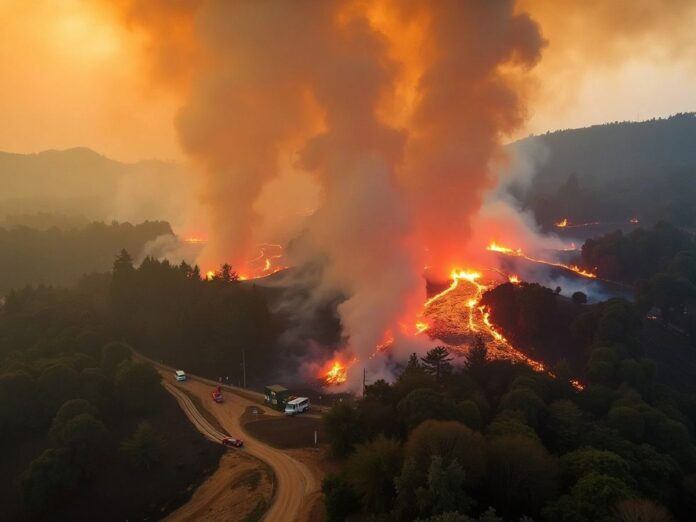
xmin=285 ymin=397 xmax=310 ymax=415
xmin=175 ymin=370 xmax=187 ymax=382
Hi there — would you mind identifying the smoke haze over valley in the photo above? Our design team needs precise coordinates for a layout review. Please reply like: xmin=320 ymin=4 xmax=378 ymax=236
xmin=2 ymin=2 xmax=696 ymax=521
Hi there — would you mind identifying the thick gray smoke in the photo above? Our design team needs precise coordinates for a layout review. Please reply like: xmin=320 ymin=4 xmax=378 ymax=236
xmin=110 ymin=0 xmax=546 ymax=387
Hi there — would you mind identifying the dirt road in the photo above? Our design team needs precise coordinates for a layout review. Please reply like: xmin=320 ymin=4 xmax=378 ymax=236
xmin=162 ymin=381 xmax=228 ymax=443
xmin=146 ymin=356 xmax=320 ymax=522
xmin=169 ymin=377 xmax=318 ymax=522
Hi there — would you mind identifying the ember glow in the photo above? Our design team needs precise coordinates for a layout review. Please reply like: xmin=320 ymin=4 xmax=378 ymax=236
xmin=424 ymin=270 xmax=482 ymax=308
xmin=247 ymin=243 xmax=286 ymax=278
xmin=486 ymin=242 xmax=597 ymax=279
xmin=422 ymin=268 xmax=547 ymax=374
xmin=183 ymin=236 xmax=207 ymax=245
xmin=202 ymin=243 xmax=287 ymax=282
xmin=554 ymin=217 xmax=640 ymax=230
xmin=554 ymin=219 xmax=600 ymax=229
xmin=371 ymin=331 xmax=396 ymax=358
xmin=421 ymin=267 xmax=583 ymax=389
xmin=415 ymin=321 xmax=429 ymax=334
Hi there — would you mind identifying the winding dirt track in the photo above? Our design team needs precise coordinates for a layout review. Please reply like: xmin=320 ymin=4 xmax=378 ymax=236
xmin=144 ymin=356 xmax=318 ymax=522
xmin=162 ymin=381 xmax=228 ymax=442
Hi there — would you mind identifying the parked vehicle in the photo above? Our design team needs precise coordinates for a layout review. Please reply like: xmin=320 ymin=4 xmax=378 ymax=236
xmin=264 ymin=384 xmax=290 ymax=411
xmin=284 ymin=397 xmax=310 ymax=415
xmin=212 ymin=386 xmax=224 ymax=403
xmin=175 ymin=370 xmax=187 ymax=382
xmin=221 ymin=437 xmax=243 ymax=448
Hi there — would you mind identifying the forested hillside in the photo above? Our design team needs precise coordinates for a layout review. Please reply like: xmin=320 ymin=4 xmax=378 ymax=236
xmin=0 ymin=220 xmax=173 ymax=293
xmin=108 ymin=251 xmax=283 ymax=387
xmin=0 ymin=285 xmax=222 ymax=521
xmin=510 ymin=113 xmax=696 ymax=229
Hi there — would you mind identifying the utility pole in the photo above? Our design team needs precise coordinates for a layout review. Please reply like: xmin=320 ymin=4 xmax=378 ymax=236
xmin=242 ymin=348 xmax=247 ymax=388
xmin=363 ymin=367 xmax=366 ymax=397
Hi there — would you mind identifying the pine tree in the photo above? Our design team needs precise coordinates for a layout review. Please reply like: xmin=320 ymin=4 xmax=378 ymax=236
xmin=113 ymin=249 xmax=134 ymax=274
xmin=219 ymin=263 xmax=239 ymax=282
xmin=407 ymin=353 xmax=421 ymax=369
xmin=420 ymin=347 xmax=453 ymax=381
xmin=465 ymin=335 xmax=488 ymax=372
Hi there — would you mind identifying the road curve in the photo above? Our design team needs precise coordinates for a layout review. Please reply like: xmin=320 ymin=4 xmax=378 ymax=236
xmin=143 ymin=355 xmax=319 ymax=522
xmin=161 ymin=381 xmax=228 ymax=443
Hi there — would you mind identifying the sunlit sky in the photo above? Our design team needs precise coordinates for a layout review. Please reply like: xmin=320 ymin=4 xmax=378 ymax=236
xmin=1 ymin=0 xmax=695 ymax=162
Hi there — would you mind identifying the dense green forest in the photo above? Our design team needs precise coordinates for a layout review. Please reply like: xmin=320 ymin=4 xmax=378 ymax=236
xmin=510 ymin=113 xmax=696 ymax=229
xmin=578 ymin=222 xmax=696 ymax=341
xmin=479 ymin=282 xmax=582 ymax=369
xmin=322 ymin=342 xmax=696 ymax=521
xmin=109 ymin=251 xmax=283 ymax=386
xmin=0 ymin=285 xmax=222 ymax=521
xmin=0 ymin=220 xmax=172 ymax=293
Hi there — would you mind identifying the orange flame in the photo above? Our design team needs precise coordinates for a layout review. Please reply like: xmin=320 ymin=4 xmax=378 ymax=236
xmin=322 ymin=356 xmax=357 ymax=385
xmin=555 ymin=219 xmax=600 ymax=229
xmin=421 ymin=265 xmax=584 ymax=391
xmin=487 ymin=242 xmax=521 ymax=255
xmin=424 ymin=269 xmax=481 ymax=308
xmin=486 ymin=241 xmax=597 ymax=279
xmin=248 ymin=243 xmax=286 ymax=277
xmin=374 ymin=331 xmax=395 ymax=355
xmin=183 ymin=236 xmax=207 ymax=244
xmin=508 ymin=275 xmax=520 ymax=284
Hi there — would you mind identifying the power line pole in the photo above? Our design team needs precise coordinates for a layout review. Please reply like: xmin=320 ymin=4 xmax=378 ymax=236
xmin=363 ymin=367 xmax=366 ymax=397
xmin=242 ymin=348 xmax=246 ymax=388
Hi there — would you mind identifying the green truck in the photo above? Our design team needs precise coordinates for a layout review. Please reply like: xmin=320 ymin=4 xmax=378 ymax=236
xmin=264 ymin=384 xmax=291 ymax=411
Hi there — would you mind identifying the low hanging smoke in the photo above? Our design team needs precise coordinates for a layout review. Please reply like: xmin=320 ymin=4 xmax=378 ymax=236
xmin=108 ymin=0 xmax=546 ymax=387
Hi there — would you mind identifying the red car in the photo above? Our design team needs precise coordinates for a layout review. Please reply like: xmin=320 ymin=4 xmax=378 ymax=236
xmin=221 ymin=437 xmax=243 ymax=448
xmin=212 ymin=386 xmax=224 ymax=403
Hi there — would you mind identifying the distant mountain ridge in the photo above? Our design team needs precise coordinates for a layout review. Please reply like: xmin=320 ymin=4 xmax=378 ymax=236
xmin=3 ymin=113 xmax=696 ymax=232
xmin=0 ymin=147 xmax=189 ymax=227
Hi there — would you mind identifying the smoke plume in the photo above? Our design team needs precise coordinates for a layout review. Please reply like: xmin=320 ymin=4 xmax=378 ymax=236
xmin=108 ymin=0 xmax=546 ymax=385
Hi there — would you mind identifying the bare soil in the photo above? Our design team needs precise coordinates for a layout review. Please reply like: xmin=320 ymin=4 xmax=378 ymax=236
xmin=285 ymin=447 xmax=338 ymax=522
xmin=165 ymin=450 xmax=274 ymax=522
xmin=243 ymin=416 xmax=324 ymax=449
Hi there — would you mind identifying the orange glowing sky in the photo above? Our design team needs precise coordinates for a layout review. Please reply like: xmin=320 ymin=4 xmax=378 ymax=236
xmin=1 ymin=0 xmax=695 ymax=162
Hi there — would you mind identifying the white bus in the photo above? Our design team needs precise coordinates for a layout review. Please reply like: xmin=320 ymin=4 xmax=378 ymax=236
xmin=284 ymin=397 xmax=310 ymax=415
